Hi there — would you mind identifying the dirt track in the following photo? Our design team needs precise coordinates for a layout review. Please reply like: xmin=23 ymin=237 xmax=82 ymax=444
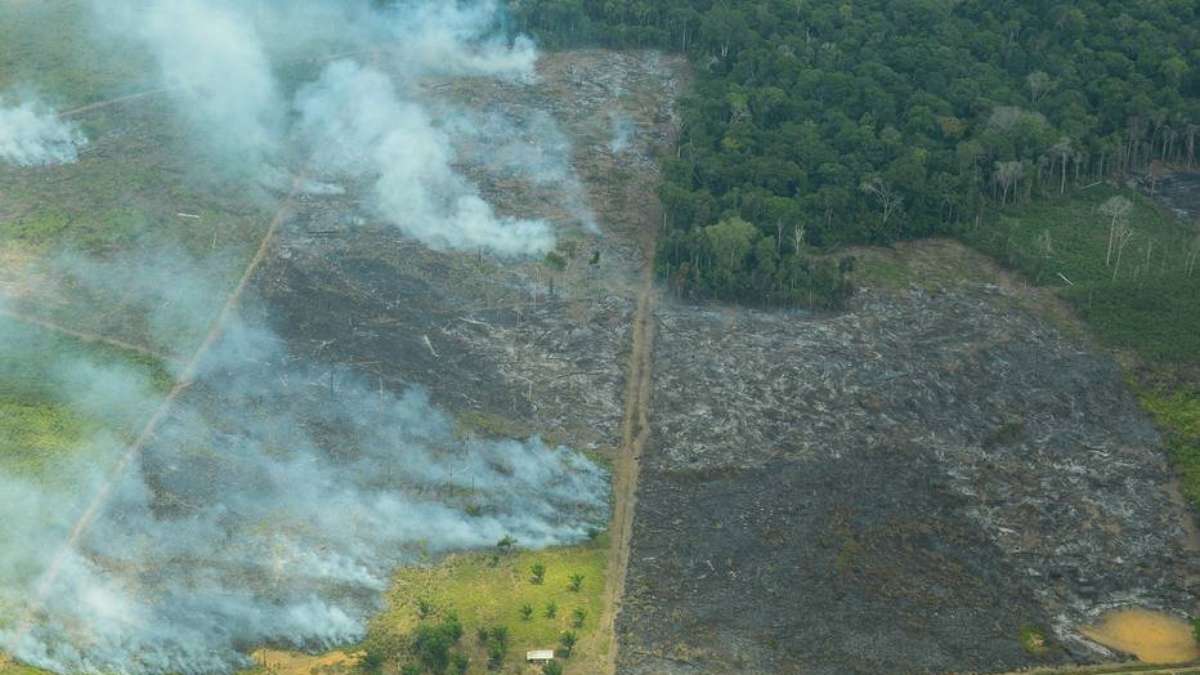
xmin=601 ymin=217 xmax=658 ymax=674
xmin=0 ymin=308 xmax=181 ymax=365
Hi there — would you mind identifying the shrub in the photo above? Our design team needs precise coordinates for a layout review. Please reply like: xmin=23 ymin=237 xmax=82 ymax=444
xmin=487 ymin=643 xmax=506 ymax=671
xmin=530 ymin=562 xmax=546 ymax=584
xmin=544 ymin=601 xmax=557 ymax=618
xmin=571 ymin=608 xmax=586 ymax=628
xmin=520 ymin=603 xmax=534 ymax=621
xmin=497 ymin=535 xmax=517 ymax=553
xmin=408 ymin=615 xmax=464 ymax=672
xmin=558 ymin=630 xmax=578 ymax=657
xmin=568 ymin=574 xmax=584 ymax=592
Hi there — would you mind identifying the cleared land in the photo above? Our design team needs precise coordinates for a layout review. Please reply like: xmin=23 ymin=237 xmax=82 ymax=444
xmin=1 ymin=33 xmax=686 ymax=674
xmin=617 ymin=238 xmax=1199 ymax=674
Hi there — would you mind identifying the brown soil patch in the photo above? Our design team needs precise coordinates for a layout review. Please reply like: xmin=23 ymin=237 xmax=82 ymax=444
xmin=1081 ymin=610 xmax=1200 ymax=664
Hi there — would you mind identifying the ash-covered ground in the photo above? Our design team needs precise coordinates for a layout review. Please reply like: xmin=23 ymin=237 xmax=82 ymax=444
xmin=1152 ymin=172 xmax=1200 ymax=222
xmin=617 ymin=268 xmax=1200 ymax=674
xmin=254 ymin=49 xmax=686 ymax=457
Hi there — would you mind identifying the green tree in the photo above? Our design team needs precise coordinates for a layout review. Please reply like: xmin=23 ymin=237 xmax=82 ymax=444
xmin=410 ymin=617 xmax=462 ymax=674
xmin=558 ymin=630 xmax=578 ymax=657
xmin=703 ymin=216 xmax=758 ymax=291
xmin=496 ymin=535 xmax=517 ymax=554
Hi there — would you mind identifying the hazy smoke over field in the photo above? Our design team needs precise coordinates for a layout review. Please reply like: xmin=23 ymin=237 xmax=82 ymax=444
xmin=140 ymin=0 xmax=285 ymax=179
xmin=0 ymin=1 xmax=608 ymax=670
xmin=444 ymin=109 xmax=598 ymax=232
xmin=0 ymin=252 xmax=608 ymax=672
xmin=91 ymin=0 xmax=573 ymax=254
xmin=609 ymin=111 xmax=636 ymax=155
xmin=0 ymin=96 xmax=86 ymax=167
xmin=295 ymin=60 xmax=555 ymax=255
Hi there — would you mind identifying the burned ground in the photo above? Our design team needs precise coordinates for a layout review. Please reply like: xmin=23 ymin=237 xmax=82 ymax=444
xmin=617 ymin=276 xmax=1199 ymax=674
xmin=1152 ymin=172 xmax=1200 ymax=223
xmin=251 ymin=50 xmax=686 ymax=458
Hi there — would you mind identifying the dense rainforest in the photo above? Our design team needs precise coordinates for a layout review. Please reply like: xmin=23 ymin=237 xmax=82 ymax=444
xmin=508 ymin=0 xmax=1200 ymax=306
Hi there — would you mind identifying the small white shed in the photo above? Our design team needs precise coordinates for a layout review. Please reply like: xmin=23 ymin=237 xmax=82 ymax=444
xmin=526 ymin=649 xmax=556 ymax=664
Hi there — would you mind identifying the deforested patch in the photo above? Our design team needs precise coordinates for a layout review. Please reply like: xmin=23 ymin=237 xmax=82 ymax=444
xmin=618 ymin=284 xmax=1199 ymax=674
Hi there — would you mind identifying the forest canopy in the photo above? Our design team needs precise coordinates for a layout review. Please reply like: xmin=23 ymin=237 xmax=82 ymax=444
xmin=509 ymin=0 xmax=1200 ymax=305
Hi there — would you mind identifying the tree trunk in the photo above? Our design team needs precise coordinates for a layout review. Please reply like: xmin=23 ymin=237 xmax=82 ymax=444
xmin=1188 ymin=127 xmax=1196 ymax=169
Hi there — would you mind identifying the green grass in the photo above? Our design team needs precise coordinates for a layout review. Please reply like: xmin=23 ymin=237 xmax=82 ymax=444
xmin=0 ymin=0 xmax=154 ymax=107
xmin=364 ymin=536 xmax=609 ymax=673
xmin=0 ymin=320 xmax=170 ymax=481
xmin=1142 ymin=391 xmax=1200 ymax=509
xmin=963 ymin=187 xmax=1199 ymax=363
xmin=1019 ymin=624 xmax=1050 ymax=656
xmin=0 ymin=662 xmax=51 ymax=675
xmin=0 ymin=396 xmax=91 ymax=477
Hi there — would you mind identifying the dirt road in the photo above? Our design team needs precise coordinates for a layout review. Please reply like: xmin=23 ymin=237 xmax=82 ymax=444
xmin=598 ymin=218 xmax=658 ymax=674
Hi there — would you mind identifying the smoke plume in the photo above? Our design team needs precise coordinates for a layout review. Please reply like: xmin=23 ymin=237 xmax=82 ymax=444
xmin=0 ymin=251 xmax=609 ymax=672
xmin=444 ymin=109 xmax=598 ymax=232
xmin=295 ymin=60 xmax=556 ymax=255
xmin=90 ymin=0 xmax=576 ymax=255
xmin=609 ymin=111 xmax=636 ymax=155
xmin=0 ymin=96 xmax=87 ymax=167
xmin=0 ymin=0 xmax=612 ymax=670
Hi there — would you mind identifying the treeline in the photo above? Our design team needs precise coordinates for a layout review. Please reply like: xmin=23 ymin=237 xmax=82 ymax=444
xmin=509 ymin=0 xmax=1200 ymax=305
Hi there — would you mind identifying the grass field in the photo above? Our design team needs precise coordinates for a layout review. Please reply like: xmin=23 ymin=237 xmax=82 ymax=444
xmin=358 ymin=536 xmax=609 ymax=673
xmin=0 ymin=321 xmax=171 ymax=674
xmin=0 ymin=0 xmax=152 ymax=107
xmin=964 ymin=186 xmax=1199 ymax=362
xmin=961 ymin=186 xmax=1200 ymax=512
xmin=0 ymin=323 xmax=170 ymax=471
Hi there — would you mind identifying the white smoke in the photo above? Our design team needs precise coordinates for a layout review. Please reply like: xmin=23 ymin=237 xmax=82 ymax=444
xmin=444 ymin=109 xmax=598 ymax=232
xmin=89 ymin=0 xmax=570 ymax=255
xmin=0 ymin=0 xmax=611 ymax=666
xmin=296 ymin=60 xmax=556 ymax=256
xmin=95 ymin=0 xmax=285 ymax=182
xmin=382 ymin=1 xmax=538 ymax=81
xmin=0 ymin=96 xmax=87 ymax=167
xmin=609 ymin=111 xmax=636 ymax=155
xmin=0 ymin=252 xmax=609 ymax=672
